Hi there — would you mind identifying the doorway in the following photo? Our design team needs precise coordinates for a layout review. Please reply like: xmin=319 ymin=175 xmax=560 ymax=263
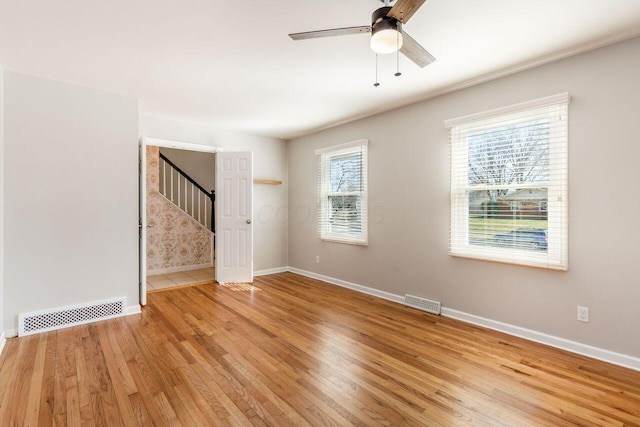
xmin=139 ymin=137 xmax=220 ymax=304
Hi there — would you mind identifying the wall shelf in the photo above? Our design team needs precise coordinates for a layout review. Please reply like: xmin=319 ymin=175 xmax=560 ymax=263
xmin=253 ymin=179 xmax=282 ymax=185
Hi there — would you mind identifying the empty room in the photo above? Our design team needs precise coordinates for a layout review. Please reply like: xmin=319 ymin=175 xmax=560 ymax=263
xmin=0 ymin=0 xmax=640 ymax=425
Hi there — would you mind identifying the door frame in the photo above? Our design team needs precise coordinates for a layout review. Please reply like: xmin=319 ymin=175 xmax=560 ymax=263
xmin=139 ymin=136 xmax=222 ymax=305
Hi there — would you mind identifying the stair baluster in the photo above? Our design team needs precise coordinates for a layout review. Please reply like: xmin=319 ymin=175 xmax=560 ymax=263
xmin=158 ymin=153 xmax=215 ymax=233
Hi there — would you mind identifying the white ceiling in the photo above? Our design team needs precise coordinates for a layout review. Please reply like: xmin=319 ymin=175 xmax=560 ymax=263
xmin=1 ymin=0 xmax=639 ymax=139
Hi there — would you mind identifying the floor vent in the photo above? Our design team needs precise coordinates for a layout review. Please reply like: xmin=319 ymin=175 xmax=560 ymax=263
xmin=18 ymin=297 xmax=126 ymax=336
xmin=404 ymin=294 xmax=441 ymax=315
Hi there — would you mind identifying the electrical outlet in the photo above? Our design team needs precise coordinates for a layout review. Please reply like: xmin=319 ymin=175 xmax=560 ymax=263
xmin=315 ymin=256 xmax=320 ymax=264
xmin=577 ymin=306 xmax=589 ymax=322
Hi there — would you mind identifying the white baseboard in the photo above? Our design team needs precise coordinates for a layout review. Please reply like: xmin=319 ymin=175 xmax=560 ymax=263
xmin=254 ymin=266 xmax=289 ymax=277
xmin=148 ymin=263 xmax=213 ymax=276
xmin=287 ymin=267 xmax=404 ymax=304
xmin=126 ymin=305 xmax=142 ymax=315
xmin=286 ymin=267 xmax=640 ymax=372
xmin=0 ymin=332 xmax=5 ymax=356
xmin=441 ymin=308 xmax=640 ymax=371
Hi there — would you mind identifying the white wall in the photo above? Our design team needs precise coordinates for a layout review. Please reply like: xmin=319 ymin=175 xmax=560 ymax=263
xmin=3 ymin=71 xmax=139 ymax=334
xmin=288 ymin=37 xmax=640 ymax=359
xmin=140 ymin=115 xmax=288 ymax=272
xmin=0 ymin=69 xmax=5 ymax=347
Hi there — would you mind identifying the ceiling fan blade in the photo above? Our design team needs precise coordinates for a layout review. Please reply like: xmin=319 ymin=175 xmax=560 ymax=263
xmin=400 ymin=31 xmax=436 ymax=68
xmin=289 ymin=26 xmax=371 ymax=41
xmin=388 ymin=0 xmax=427 ymax=23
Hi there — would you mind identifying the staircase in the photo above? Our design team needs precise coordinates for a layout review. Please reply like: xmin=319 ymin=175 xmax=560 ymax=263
xmin=158 ymin=152 xmax=215 ymax=232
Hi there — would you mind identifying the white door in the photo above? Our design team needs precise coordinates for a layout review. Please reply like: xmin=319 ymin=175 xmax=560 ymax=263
xmin=138 ymin=137 xmax=147 ymax=305
xmin=215 ymin=152 xmax=253 ymax=283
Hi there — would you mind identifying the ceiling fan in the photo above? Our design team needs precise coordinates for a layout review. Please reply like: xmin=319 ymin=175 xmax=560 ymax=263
xmin=288 ymin=0 xmax=435 ymax=69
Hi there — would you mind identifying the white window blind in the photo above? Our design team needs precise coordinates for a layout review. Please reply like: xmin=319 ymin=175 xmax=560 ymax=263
xmin=316 ymin=140 xmax=368 ymax=245
xmin=445 ymin=93 xmax=569 ymax=270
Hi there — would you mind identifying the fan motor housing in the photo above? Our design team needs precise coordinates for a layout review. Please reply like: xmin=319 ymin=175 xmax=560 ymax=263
xmin=372 ymin=6 xmax=402 ymax=32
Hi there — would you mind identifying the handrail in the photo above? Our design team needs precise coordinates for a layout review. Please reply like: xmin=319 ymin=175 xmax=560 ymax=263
xmin=159 ymin=152 xmax=215 ymax=232
xmin=159 ymin=153 xmax=213 ymax=198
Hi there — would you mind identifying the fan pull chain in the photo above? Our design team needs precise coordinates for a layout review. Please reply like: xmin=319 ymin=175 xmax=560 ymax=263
xmin=374 ymin=53 xmax=380 ymax=87
xmin=395 ymin=22 xmax=402 ymax=77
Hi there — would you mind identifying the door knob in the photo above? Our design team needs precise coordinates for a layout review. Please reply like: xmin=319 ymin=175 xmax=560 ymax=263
xmin=246 ymin=219 xmax=252 ymax=224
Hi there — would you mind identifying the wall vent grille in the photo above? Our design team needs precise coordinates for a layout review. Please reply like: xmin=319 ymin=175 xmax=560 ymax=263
xmin=18 ymin=297 xmax=126 ymax=336
xmin=404 ymin=294 xmax=441 ymax=315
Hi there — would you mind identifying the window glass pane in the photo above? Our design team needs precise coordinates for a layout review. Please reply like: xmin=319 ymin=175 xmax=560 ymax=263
xmin=328 ymin=195 xmax=362 ymax=234
xmin=469 ymin=187 xmax=548 ymax=252
xmin=468 ymin=119 xmax=550 ymax=187
xmin=330 ymin=153 xmax=362 ymax=192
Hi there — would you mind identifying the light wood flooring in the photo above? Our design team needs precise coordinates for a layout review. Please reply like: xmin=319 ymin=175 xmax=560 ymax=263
xmin=1 ymin=272 xmax=640 ymax=426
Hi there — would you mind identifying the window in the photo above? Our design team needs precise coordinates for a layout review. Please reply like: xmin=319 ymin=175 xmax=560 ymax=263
xmin=446 ymin=93 xmax=569 ymax=270
xmin=316 ymin=140 xmax=368 ymax=245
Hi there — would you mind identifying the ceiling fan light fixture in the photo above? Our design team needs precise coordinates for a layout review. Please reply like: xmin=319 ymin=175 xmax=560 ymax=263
xmin=289 ymin=2 xmax=436 ymax=69
xmin=370 ymin=23 xmax=403 ymax=54
xmin=370 ymin=7 xmax=403 ymax=55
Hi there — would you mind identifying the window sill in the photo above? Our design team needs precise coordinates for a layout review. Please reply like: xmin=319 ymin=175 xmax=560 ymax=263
xmin=449 ymin=249 xmax=567 ymax=271
xmin=321 ymin=236 xmax=368 ymax=246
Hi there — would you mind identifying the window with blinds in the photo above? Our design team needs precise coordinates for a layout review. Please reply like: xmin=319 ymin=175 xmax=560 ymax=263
xmin=316 ymin=140 xmax=368 ymax=245
xmin=445 ymin=93 xmax=569 ymax=270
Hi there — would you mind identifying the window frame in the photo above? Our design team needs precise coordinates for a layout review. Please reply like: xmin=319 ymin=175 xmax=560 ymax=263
xmin=316 ymin=139 xmax=369 ymax=246
xmin=445 ymin=93 xmax=569 ymax=270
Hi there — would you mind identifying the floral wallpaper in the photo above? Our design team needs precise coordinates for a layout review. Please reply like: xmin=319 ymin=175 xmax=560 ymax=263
xmin=146 ymin=146 xmax=213 ymax=272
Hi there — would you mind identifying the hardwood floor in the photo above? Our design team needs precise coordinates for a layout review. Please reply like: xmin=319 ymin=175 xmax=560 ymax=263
xmin=1 ymin=272 xmax=640 ymax=426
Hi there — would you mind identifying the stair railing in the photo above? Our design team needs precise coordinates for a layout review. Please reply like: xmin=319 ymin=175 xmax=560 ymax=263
xmin=158 ymin=153 xmax=215 ymax=233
